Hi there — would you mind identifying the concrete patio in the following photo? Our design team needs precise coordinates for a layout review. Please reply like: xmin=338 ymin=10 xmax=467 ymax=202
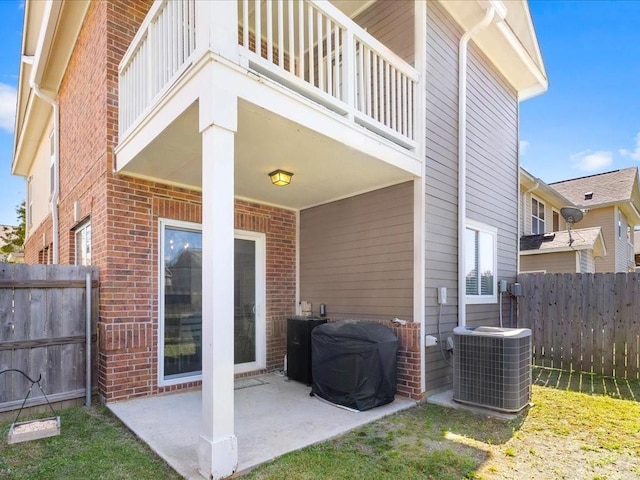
xmin=108 ymin=373 xmax=416 ymax=478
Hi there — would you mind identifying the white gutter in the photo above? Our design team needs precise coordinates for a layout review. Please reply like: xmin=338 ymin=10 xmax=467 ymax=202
xmin=457 ymin=5 xmax=503 ymax=328
xmin=523 ymin=181 xmax=539 ymax=196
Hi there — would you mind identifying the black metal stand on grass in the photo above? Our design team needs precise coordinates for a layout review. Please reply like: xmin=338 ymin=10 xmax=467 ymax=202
xmin=0 ymin=369 xmax=60 ymax=444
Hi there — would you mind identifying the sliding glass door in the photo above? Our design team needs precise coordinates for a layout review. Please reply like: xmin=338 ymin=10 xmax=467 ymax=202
xmin=233 ymin=230 xmax=266 ymax=374
xmin=160 ymin=221 xmax=203 ymax=382
xmin=159 ymin=221 xmax=265 ymax=384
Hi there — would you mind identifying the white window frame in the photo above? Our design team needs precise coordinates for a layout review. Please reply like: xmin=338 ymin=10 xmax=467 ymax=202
xmin=74 ymin=220 xmax=91 ymax=266
xmin=158 ymin=218 xmax=203 ymax=387
xmin=465 ymin=219 xmax=498 ymax=305
xmin=234 ymin=229 xmax=267 ymax=375
xmin=552 ymin=208 xmax=560 ymax=232
xmin=531 ymin=196 xmax=545 ymax=234
xmin=157 ymin=220 xmax=267 ymax=386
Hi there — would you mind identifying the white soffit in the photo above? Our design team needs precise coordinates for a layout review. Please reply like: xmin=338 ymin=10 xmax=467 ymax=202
xmin=439 ymin=0 xmax=548 ymax=100
xmin=119 ymin=99 xmax=414 ymax=210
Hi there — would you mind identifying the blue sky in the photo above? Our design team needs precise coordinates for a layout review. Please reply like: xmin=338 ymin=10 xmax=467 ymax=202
xmin=0 ymin=1 xmax=639 ymax=225
xmin=0 ymin=1 xmax=24 ymax=226
xmin=521 ymin=0 xmax=640 ymax=183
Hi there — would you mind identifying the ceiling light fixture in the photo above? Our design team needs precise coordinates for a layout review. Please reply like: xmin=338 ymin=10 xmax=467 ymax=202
xmin=268 ymin=169 xmax=293 ymax=186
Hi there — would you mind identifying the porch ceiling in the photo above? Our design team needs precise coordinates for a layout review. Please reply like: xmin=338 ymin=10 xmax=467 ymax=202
xmin=119 ymin=99 xmax=414 ymax=210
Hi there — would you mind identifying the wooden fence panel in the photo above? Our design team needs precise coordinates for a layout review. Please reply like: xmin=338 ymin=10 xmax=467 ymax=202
xmin=630 ymin=274 xmax=640 ymax=380
xmin=542 ymin=274 xmax=556 ymax=368
xmin=519 ymin=272 xmax=640 ymax=380
xmin=614 ymin=273 xmax=627 ymax=378
xmin=593 ymin=273 xmax=606 ymax=376
xmin=0 ymin=264 xmax=98 ymax=412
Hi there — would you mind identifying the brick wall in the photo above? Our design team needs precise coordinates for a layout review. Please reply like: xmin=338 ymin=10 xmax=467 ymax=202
xmin=97 ymin=178 xmax=297 ymax=400
xmin=24 ymin=0 xmax=422 ymax=402
xmin=27 ymin=0 xmax=298 ymax=402
xmin=23 ymin=216 xmax=52 ymax=264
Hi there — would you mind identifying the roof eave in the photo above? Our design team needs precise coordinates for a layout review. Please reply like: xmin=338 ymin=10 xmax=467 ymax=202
xmin=12 ymin=0 xmax=90 ymax=177
xmin=439 ymin=0 xmax=548 ymax=101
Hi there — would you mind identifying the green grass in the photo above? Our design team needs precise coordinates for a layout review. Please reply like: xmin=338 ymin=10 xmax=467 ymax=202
xmin=0 ymin=406 xmax=181 ymax=480
xmin=2 ymin=369 xmax=639 ymax=479
xmin=246 ymin=369 xmax=640 ymax=479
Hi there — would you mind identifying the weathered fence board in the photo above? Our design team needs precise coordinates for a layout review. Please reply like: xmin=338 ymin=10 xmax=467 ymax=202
xmin=519 ymin=272 xmax=640 ymax=380
xmin=0 ymin=264 xmax=98 ymax=412
xmin=630 ymin=274 xmax=640 ymax=376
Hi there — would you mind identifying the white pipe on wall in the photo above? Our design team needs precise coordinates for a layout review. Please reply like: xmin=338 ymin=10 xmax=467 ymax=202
xmin=457 ymin=7 xmax=497 ymax=328
xmin=30 ymin=83 xmax=60 ymax=264
xmin=26 ymin=0 xmax=61 ymax=264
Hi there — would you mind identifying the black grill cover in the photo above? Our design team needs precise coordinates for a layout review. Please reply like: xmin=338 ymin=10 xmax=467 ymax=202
xmin=311 ymin=321 xmax=398 ymax=411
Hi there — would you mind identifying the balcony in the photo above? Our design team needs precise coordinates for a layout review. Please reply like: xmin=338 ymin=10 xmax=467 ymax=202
xmin=118 ymin=0 xmax=418 ymax=152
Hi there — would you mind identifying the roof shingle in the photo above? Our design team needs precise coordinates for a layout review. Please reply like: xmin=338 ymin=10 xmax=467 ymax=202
xmin=550 ymin=167 xmax=638 ymax=207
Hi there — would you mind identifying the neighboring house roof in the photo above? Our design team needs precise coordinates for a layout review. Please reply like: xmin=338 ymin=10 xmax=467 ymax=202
xmin=520 ymin=167 xmax=574 ymax=209
xmin=549 ymin=167 xmax=640 ymax=225
xmin=520 ymin=226 xmax=606 ymax=257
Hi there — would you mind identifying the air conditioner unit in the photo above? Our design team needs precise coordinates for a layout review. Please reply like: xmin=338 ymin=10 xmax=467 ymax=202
xmin=453 ymin=326 xmax=532 ymax=413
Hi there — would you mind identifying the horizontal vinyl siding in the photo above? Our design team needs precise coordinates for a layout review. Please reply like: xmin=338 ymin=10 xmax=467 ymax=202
xmin=424 ymin=1 xmax=520 ymax=392
xmin=299 ymin=182 xmax=413 ymax=320
xmin=520 ymin=251 xmax=578 ymax=273
xmin=424 ymin=1 xmax=461 ymax=392
xmin=465 ymin=35 xmax=519 ymax=328
xmin=615 ymin=208 xmax=631 ymax=271
xmin=355 ymin=0 xmax=415 ymax=65
xmin=572 ymin=206 xmax=615 ymax=272
xmin=26 ymin=116 xmax=54 ymax=238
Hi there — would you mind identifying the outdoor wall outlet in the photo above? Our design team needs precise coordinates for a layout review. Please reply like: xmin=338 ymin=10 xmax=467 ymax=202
xmin=499 ymin=279 xmax=507 ymax=293
xmin=425 ymin=335 xmax=438 ymax=347
xmin=437 ymin=287 xmax=447 ymax=305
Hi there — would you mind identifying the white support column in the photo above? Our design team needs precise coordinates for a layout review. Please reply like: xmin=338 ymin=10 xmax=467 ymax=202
xmin=195 ymin=0 xmax=239 ymax=62
xmin=198 ymin=84 xmax=238 ymax=480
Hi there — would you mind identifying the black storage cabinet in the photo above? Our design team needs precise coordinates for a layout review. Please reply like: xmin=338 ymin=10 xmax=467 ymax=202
xmin=287 ymin=316 xmax=327 ymax=385
xmin=311 ymin=321 xmax=398 ymax=411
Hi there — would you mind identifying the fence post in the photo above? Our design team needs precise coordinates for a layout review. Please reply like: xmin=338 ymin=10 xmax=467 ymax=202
xmin=85 ymin=271 xmax=91 ymax=407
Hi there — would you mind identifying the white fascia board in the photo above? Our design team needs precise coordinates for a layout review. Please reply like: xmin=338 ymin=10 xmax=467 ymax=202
xmin=31 ymin=0 xmax=62 ymax=87
xmin=520 ymin=245 xmax=592 ymax=255
xmin=494 ymin=20 xmax=548 ymax=98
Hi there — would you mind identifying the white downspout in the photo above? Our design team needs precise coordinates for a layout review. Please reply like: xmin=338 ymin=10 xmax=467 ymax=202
xmin=30 ymin=83 xmax=60 ymax=264
xmin=24 ymin=0 xmax=60 ymax=264
xmin=457 ymin=7 xmax=496 ymax=328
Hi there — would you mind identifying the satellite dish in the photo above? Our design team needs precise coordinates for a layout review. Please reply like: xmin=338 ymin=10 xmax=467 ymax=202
xmin=560 ymin=207 xmax=584 ymax=246
xmin=560 ymin=207 xmax=584 ymax=225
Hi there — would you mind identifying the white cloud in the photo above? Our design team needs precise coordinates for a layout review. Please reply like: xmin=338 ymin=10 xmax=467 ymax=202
xmin=619 ymin=132 xmax=640 ymax=161
xmin=570 ymin=150 xmax=613 ymax=172
xmin=0 ymin=83 xmax=17 ymax=134
xmin=519 ymin=140 xmax=530 ymax=156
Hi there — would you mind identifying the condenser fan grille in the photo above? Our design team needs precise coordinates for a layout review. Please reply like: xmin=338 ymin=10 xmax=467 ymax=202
xmin=453 ymin=326 xmax=531 ymax=413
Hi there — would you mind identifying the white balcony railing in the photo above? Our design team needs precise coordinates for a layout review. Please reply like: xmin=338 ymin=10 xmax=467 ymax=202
xmin=119 ymin=0 xmax=197 ymax=134
xmin=238 ymin=0 xmax=417 ymax=148
xmin=119 ymin=0 xmax=418 ymax=150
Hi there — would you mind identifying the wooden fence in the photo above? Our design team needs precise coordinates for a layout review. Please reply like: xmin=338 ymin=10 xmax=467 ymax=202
xmin=0 ymin=264 xmax=98 ymax=412
xmin=518 ymin=273 xmax=640 ymax=380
